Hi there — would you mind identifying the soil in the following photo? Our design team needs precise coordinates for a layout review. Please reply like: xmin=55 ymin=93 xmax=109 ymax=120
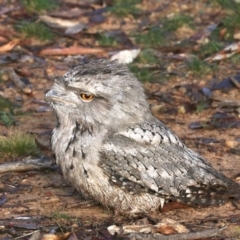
xmin=0 ymin=0 xmax=240 ymax=239
xmin=0 ymin=67 xmax=240 ymax=239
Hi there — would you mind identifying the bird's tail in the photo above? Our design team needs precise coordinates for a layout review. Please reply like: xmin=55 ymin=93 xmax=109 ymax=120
xmin=176 ymin=184 xmax=240 ymax=207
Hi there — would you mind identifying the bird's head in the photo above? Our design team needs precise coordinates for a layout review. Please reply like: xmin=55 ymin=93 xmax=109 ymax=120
xmin=45 ymin=59 xmax=150 ymax=132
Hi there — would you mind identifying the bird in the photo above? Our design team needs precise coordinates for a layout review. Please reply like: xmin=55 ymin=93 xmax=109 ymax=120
xmin=45 ymin=58 xmax=240 ymax=215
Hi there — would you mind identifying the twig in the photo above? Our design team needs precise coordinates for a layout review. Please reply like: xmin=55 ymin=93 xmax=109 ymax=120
xmin=14 ymin=230 xmax=40 ymax=240
xmin=129 ymin=227 xmax=225 ymax=240
xmin=0 ymin=157 xmax=53 ymax=173
xmin=7 ymin=67 xmax=32 ymax=94
xmin=211 ymin=95 xmax=240 ymax=107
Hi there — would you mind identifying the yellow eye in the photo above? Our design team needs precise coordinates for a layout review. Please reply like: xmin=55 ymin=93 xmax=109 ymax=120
xmin=80 ymin=93 xmax=94 ymax=102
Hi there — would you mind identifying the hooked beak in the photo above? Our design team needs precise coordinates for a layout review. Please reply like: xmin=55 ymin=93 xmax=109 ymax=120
xmin=45 ymin=89 xmax=58 ymax=103
xmin=45 ymin=89 xmax=75 ymax=105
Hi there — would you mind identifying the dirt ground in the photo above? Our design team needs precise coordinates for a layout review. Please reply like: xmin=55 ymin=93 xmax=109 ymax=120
xmin=0 ymin=66 xmax=240 ymax=239
xmin=0 ymin=0 xmax=240 ymax=239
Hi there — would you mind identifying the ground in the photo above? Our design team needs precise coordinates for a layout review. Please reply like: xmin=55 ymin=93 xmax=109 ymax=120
xmin=0 ymin=0 xmax=240 ymax=239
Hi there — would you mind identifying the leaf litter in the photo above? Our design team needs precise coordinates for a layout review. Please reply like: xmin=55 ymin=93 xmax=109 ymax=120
xmin=0 ymin=0 xmax=240 ymax=239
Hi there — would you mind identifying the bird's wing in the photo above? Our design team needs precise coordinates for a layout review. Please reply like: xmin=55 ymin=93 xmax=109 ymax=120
xmin=99 ymin=121 xmax=237 ymax=206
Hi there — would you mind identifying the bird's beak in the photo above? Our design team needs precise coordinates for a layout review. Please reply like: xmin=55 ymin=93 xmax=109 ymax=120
xmin=45 ymin=89 xmax=57 ymax=103
xmin=45 ymin=89 xmax=75 ymax=105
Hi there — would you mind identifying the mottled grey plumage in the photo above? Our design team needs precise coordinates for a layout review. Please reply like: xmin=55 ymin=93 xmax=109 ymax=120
xmin=45 ymin=59 xmax=240 ymax=215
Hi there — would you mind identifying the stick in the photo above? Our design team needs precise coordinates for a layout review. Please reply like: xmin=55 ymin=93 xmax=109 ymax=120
xmin=129 ymin=227 xmax=225 ymax=240
xmin=0 ymin=157 xmax=54 ymax=173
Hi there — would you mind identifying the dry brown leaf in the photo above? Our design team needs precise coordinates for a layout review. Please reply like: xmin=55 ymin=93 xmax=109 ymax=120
xmin=178 ymin=105 xmax=186 ymax=114
xmin=220 ymin=28 xmax=227 ymax=38
xmin=39 ymin=15 xmax=80 ymax=29
xmin=234 ymin=31 xmax=240 ymax=40
xmin=108 ymin=218 xmax=189 ymax=236
xmin=154 ymin=218 xmax=189 ymax=234
xmin=161 ymin=201 xmax=190 ymax=213
xmin=0 ymin=39 xmax=19 ymax=53
xmin=0 ymin=36 xmax=8 ymax=43
xmin=205 ymin=42 xmax=240 ymax=62
xmin=225 ymin=140 xmax=238 ymax=148
xmin=41 ymin=233 xmax=71 ymax=240
xmin=108 ymin=224 xmax=153 ymax=235
xmin=39 ymin=46 xmax=105 ymax=56
xmin=175 ymin=25 xmax=195 ymax=40
xmin=155 ymin=225 xmax=177 ymax=235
